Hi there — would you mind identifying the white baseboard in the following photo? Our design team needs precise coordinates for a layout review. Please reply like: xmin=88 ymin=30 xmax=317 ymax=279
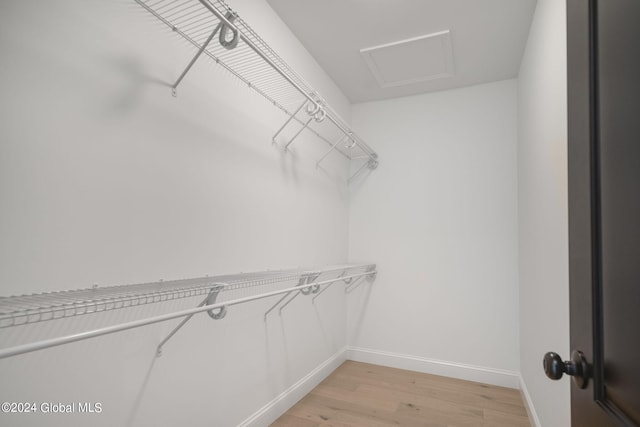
xmin=238 ymin=347 xmax=347 ymax=427
xmin=519 ymin=375 xmax=542 ymax=427
xmin=347 ymin=346 xmax=521 ymax=389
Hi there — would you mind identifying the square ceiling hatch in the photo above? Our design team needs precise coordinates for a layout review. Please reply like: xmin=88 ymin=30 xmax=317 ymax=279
xmin=360 ymin=30 xmax=455 ymax=88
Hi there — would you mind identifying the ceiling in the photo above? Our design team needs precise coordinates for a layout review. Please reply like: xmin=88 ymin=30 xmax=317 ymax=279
xmin=266 ymin=0 xmax=537 ymax=103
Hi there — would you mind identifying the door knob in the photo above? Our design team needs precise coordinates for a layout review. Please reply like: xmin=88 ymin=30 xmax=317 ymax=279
xmin=543 ymin=350 xmax=589 ymax=389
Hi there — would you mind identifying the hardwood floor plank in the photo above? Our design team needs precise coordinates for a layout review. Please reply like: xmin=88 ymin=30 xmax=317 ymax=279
xmin=330 ymin=362 xmax=527 ymax=416
xmin=272 ymin=414 xmax=320 ymax=427
xmin=288 ymin=394 xmax=449 ymax=427
xmin=313 ymin=383 xmax=400 ymax=412
xmin=271 ymin=361 xmax=532 ymax=427
xmin=286 ymin=395 xmax=406 ymax=427
xmin=482 ymin=408 xmax=532 ymax=427
xmin=353 ymin=383 xmax=484 ymax=422
xmin=338 ymin=362 xmax=519 ymax=400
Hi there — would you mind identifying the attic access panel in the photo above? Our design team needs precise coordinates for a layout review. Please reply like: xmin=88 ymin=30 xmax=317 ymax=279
xmin=360 ymin=30 xmax=455 ymax=88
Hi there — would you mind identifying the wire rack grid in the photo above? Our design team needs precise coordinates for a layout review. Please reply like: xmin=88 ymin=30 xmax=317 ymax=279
xmin=0 ymin=264 xmax=375 ymax=329
xmin=132 ymin=0 xmax=378 ymax=163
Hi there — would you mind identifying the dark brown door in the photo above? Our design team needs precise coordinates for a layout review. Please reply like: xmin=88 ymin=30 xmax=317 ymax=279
xmin=555 ymin=0 xmax=640 ymax=425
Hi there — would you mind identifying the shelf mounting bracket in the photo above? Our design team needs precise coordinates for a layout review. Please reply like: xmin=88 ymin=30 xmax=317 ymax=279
xmin=263 ymin=272 xmax=320 ymax=319
xmin=170 ymin=10 xmax=238 ymax=96
xmin=156 ymin=283 xmax=226 ymax=357
xmin=272 ymin=101 xmax=307 ymax=143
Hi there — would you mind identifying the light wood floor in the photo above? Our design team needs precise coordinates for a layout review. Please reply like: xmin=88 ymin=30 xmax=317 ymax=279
xmin=271 ymin=361 xmax=531 ymax=427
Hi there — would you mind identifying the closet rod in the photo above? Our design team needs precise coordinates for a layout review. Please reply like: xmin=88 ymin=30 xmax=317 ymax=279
xmin=0 ymin=271 xmax=373 ymax=360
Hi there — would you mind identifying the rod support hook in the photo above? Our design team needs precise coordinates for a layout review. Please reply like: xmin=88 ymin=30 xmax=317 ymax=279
xmin=205 ymin=285 xmax=227 ymax=320
xmin=219 ymin=11 xmax=239 ymax=50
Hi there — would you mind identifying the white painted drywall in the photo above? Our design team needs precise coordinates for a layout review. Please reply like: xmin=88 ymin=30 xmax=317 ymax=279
xmin=348 ymin=80 xmax=520 ymax=380
xmin=517 ymin=0 xmax=570 ymax=425
xmin=0 ymin=0 xmax=353 ymax=426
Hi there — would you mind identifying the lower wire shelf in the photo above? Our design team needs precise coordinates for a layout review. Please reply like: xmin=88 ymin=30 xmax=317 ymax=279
xmin=0 ymin=263 xmax=376 ymax=359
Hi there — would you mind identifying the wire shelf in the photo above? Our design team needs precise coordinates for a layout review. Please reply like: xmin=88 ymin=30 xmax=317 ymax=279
xmin=0 ymin=264 xmax=375 ymax=329
xmin=133 ymin=0 xmax=378 ymax=172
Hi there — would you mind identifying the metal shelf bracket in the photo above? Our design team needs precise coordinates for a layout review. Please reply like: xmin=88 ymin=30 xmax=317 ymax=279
xmin=346 ymin=265 xmax=377 ymax=293
xmin=263 ymin=272 xmax=320 ymax=318
xmin=156 ymin=283 xmax=226 ymax=357
xmin=348 ymin=158 xmax=379 ymax=184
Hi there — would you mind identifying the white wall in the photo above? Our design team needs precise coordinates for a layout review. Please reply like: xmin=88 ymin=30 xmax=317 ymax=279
xmin=348 ymin=80 xmax=520 ymax=386
xmin=0 ymin=0 xmax=353 ymax=426
xmin=517 ymin=0 xmax=570 ymax=425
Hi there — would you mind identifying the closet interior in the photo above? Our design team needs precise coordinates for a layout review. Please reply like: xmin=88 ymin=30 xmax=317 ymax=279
xmin=0 ymin=0 xmax=571 ymax=425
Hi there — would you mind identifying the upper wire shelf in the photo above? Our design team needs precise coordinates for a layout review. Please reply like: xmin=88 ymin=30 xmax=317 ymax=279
xmin=133 ymin=0 xmax=378 ymax=181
